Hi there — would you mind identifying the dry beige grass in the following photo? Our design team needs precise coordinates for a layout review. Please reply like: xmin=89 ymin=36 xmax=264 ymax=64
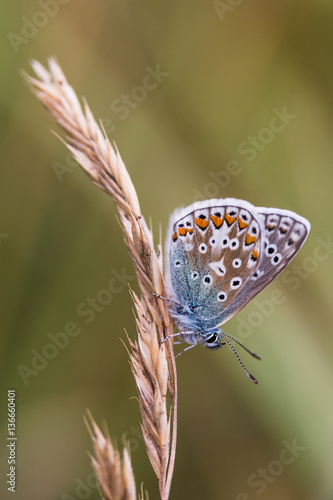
xmin=23 ymin=59 xmax=177 ymax=500
xmin=85 ymin=411 xmax=140 ymax=500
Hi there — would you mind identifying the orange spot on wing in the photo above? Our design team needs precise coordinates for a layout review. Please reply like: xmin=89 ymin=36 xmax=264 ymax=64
xmin=225 ymin=214 xmax=236 ymax=226
xmin=187 ymin=228 xmax=193 ymax=234
xmin=238 ymin=218 xmax=248 ymax=230
xmin=178 ymin=227 xmax=187 ymax=236
xmin=195 ymin=218 xmax=209 ymax=229
xmin=252 ymin=249 xmax=259 ymax=260
xmin=211 ymin=215 xmax=223 ymax=228
xmin=246 ymin=233 xmax=257 ymax=245
xmin=267 ymin=224 xmax=276 ymax=230
xmin=173 ymin=231 xmax=178 ymax=241
xmin=280 ymin=227 xmax=287 ymax=234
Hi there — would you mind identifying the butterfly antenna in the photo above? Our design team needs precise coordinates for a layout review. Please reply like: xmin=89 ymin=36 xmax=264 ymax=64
xmin=221 ymin=335 xmax=258 ymax=384
xmin=221 ymin=332 xmax=261 ymax=360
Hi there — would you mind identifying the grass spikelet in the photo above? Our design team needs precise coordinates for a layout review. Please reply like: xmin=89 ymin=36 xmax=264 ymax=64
xmin=23 ymin=59 xmax=177 ymax=500
xmin=85 ymin=411 xmax=141 ymax=500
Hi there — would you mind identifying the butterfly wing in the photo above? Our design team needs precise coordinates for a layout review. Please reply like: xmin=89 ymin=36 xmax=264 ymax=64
xmin=165 ymin=199 xmax=310 ymax=330
xmin=218 ymin=206 xmax=311 ymax=321
xmin=165 ymin=199 xmax=262 ymax=328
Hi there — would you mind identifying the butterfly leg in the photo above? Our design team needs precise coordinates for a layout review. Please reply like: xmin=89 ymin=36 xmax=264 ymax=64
xmin=151 ymin=292 xmax=170 ymax=301
xmin=151 ymin=292 xmax=182 ymax=311
xmin=175 ymin=342 xmax=197 ymax=358
xmin=161 ymin=331 xmax=194 ymax=345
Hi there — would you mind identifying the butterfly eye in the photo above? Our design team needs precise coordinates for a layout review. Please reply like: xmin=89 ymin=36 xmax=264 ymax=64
xmin=232 ymin=258 xmax=242 ymax=268
xmin=205 ymin=333 xmax=218 ymax=344
xmin=217 ymin=291 xmax=227 ymax=302
xmin=230 ymin=277 xmax=243 ymax=289
xmin=199 ymin=243 xmax=208 ymax=254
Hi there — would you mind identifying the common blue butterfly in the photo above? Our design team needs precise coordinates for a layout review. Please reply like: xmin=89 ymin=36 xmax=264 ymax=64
xmin=163 ymin=198 xmax=310 ymax=382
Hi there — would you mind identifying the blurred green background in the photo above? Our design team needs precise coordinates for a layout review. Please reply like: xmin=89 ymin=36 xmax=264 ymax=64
xmin=1 ymin=1 xmax=333 ymax=499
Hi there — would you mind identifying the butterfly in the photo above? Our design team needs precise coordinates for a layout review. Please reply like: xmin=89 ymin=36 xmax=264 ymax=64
xmin=162 ymin=198 xmax=310 ymax=382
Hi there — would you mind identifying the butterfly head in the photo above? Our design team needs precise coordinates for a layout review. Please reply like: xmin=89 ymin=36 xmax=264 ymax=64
xmin=176 ymin=328 xmax=225 ymax=350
